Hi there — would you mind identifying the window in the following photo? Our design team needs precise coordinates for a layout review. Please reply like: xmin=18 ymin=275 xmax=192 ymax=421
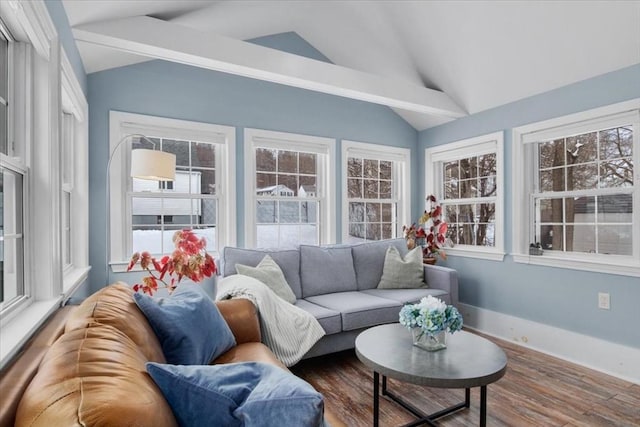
xmin=244 ymin=129 xmax=335 ymax=249
xmin=61 ymin=112 xmax=73 ymax=270
xmin=342 ymin=140 xmax=410 ymax=243
xmin=0 ymin=25 xmax=25 ymax=313
xmin=513 ymin=100 xmax=639 ymax=276
xmin=109 ymin=112 xmax=236 ymax=271
xmin=425 ymin=132 xmax=504 ymax=260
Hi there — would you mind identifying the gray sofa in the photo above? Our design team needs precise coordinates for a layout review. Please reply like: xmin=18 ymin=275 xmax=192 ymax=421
xmin=219 ymin=238 xmax=459 ymax=359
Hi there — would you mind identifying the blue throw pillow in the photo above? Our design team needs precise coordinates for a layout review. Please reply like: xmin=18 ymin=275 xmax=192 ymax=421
xmin=146 ymin=362 xmax=324 ymax=427
xmin=133 ymin=284 xmax=236 ymax=365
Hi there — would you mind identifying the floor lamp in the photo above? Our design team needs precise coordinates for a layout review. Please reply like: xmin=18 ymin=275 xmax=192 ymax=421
xmin=106 ymin=134 xmax=176 ymax=284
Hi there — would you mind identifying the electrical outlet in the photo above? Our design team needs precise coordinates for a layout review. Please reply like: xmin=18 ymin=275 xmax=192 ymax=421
xmin=598 ymin=292 xmax=610 ymax=310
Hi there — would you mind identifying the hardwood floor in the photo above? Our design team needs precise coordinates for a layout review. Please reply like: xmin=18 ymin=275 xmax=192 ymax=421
xmin=291 ymin=331 xmax=640 ymax=426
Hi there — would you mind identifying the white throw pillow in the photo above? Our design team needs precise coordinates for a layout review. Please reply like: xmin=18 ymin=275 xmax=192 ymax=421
xmin=236 ymin=255 xmax=297 ymax=304
xmin=377 ymin=246 xmax=427 ymax=289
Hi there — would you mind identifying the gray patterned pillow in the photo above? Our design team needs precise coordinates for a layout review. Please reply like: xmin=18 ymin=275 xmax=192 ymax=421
xmin=236 ymin=255 xmax=297 ymax=304
xmin=377 ymin=246 xmax=427 ymax=289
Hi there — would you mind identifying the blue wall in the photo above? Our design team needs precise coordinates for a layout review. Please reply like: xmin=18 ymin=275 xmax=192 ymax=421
xmin=44 ymin=0 xmax=87 ymax=95
xmin=418 ymin=64 xmax=640 ymax=349
xmin=87 ymin=35 xmax=417 ymax=293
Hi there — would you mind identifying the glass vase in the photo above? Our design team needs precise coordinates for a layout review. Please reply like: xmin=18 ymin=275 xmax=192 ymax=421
xmin=411 ymin=328 xmax=446 ymax=351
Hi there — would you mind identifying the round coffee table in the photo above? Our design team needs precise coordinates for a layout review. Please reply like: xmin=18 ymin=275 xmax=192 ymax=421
xmin=355 ymin=324 xmax=507 ymax=427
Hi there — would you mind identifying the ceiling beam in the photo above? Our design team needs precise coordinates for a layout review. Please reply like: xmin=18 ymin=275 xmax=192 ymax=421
xmin=73 ymin=16 xmax=467 ymax=118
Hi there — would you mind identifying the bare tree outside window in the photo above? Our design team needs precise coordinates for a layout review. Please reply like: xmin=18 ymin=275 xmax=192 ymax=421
xmin=346 ymin=156 xmax=396 ymax=242
xmin=442 ymin=153 xmax=497 ymax=247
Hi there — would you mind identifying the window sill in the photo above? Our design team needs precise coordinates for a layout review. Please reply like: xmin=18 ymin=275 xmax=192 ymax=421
xmin=0 ymin=297 xmax=62 ymax=370
xmin=444 ymin=247 xmax=506 ymax=261
xmin=62 ymin=266 xmax=91 ymax=299
xmin=513 ymin=253 xmax=640 ymax=277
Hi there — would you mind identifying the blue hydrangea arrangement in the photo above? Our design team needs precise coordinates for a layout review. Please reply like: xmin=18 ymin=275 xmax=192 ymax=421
xmin=399 ymin=295 xmax=463 ymax=335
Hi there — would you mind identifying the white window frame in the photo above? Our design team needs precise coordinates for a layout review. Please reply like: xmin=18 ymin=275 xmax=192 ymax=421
xmin=244 ymin=128 xmax=336 ymax=248
xmin=341 ymin=140 xmax=411 ymax=243
xmin=109 ymin=112 xmax=236 ymax=272
xmin=425 ymin=131 xmax=505 ymax=261
xmin=0 ymin=0 xmax=90 ymax=369
xmin=512 ymin=99 xmax=640 ymax=277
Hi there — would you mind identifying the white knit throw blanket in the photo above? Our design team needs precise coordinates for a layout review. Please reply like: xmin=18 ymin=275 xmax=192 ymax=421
xmin=217 ymin=275 xmax=326 ymax=367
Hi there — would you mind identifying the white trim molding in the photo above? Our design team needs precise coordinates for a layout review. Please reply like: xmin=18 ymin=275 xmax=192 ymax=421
xmin=512 ymin=99 xmax=640 ymax=277
xmin=458 ymin=302 xmax=640 ymax=385
xmin=425 ymin=131 xmax=505 ymax=261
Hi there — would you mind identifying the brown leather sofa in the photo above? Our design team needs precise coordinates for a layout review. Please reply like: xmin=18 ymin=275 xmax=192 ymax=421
xmin=0 ymin=284 xmax=343 ymax=427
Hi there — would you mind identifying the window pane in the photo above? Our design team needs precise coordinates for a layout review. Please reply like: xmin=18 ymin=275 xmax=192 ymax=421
xmin=277 ymin=174 xmax=298 ymax=196
xmin=566 ymin=132 xmax=597 ymax=164
xmin=598 ymin=194 xmax=632 ymax=223
xmin=444 ymin=161 xmax=459 ymax=180
xmin=299 ymin=153 xmax=316 ymax=174
xmin=1 ymin=167 xmax=24 ymax=308
xmin=191 ymin=141 xmax=215 ymax=168
xmin=349 ymin=223 xmax=365 ymax=242
xmin=191 ymin=225 xmax=216 ymax=253
xmin=256 ymin=148 xmax=276 ymax=171
xmin=366 ymin=203 xmax=381 ymax=222
xmin=479 ymin=176 xmax=496 ymax=197
xmin=364 ymin=159 xmax=378 ymax=178
xmin=379 ymin=180 xmax=392 ymax=199
xmin=539 ymin=139 xmax=565 ymax=169
xmin=600 ymin=127 xmax=632 ymax=160
xmin=382 ymin=224 xmax=393 ymax=240
xmin=460 ymin=157 xmax=477 ymax=179
xmin=161 ymin=139 xmax=190 ymax=168
xmin=567 ymin=224 xmax=595 ymax=253
xmin=380 ymin=161 xmax=392 ymax=180
xmin=539 ymin=168 xmax=565 ymax=192
xmin=302 ymin=201 xmax=317 ymax=223
xmin=257 ymin=200 xmax=277 ymax=223
xmin=366 ymin=223 xmax=381 ymax=240
xmin=567 ymin=163 xmax=598 ymax=190
xmin=348 ymin=178 xmax=362 ymax=198
xmin=364 ymin=179 xmax=378 ymax=199
xmin=444 ymin=180 xmax=458 ymax=199
xmin=458 ymin=179 xmax=476 ymax=199
xmin=348 ymin=157 xmax=362 ymax=178
xmin=298 ymin=224 xmax=318 ymax=246
xmin=278 ymin=151 xmax=297 ymax=173
xmin=598 ymin=225 xmax=632 ymax=255
xmin=299 ymin=176 xmax=316 ymax=197
xmin=381 ymin=203 xmax=393 ymax=222
xmin=540 ymin=224 xmax=564 ymax=251
xmin=279 ymin=201 xmax=299 ymax=223
xmin=478 ymin=153 xmax=496 ymax=177
xmin=572 ymin=196 xmax=595 ymax=223
xmin=600 ymin=160 xmax=633 ymax=188
xmin=198 ymin=169 xmax=215 ymax=195
xmin=256 ymin=172 xmax=276 ymax=190
xmin=349 ymin=202 xmax=364 ymax=223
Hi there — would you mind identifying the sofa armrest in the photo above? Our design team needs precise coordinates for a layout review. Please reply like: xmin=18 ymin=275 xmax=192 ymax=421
xmin=216 ymin=298 xmax=261 ymax=344
xmin=423 ymin=265 xmax=459 ymax=307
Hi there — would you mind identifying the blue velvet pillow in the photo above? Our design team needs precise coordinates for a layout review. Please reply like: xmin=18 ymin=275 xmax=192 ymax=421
xmin=146 ymin=362 xmax=324 ymax=427
xmin=133 ymin=284 xmax=236 ymax=365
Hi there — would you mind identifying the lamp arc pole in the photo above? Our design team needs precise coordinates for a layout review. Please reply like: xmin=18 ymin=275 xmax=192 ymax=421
xmin=105 ymin=134 xmax=176 ymax=284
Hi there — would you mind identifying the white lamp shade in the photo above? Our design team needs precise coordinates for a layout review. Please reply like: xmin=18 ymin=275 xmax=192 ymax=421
xmin=130 ymin=149 xmax=176 ymax=181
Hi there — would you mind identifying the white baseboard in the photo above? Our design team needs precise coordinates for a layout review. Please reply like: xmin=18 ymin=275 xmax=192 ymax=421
xmin=458 ymin=303 xmax=640 ymax=385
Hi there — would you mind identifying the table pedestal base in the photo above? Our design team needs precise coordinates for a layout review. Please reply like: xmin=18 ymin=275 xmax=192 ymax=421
xmin=373 ymin=372 xmax=487 ymax=427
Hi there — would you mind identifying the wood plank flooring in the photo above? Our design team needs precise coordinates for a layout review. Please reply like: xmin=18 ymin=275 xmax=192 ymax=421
xmin=291 ymin=331 xmax=640 ymax=426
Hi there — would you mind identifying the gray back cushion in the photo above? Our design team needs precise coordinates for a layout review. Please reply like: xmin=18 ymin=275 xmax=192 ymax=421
xmin=221 ymin=247 xmax=302 ymax=299
xmin=300 ymin=245 xmax=357 ymax=297
xmin=352 ymin=238 xmax=409 ymax=290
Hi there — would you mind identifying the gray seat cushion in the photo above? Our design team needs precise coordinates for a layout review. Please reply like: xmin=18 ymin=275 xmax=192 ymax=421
xmin=294 ymin=299 xmax=342 ymax=335
xmin=299 ymin=245 xmax=357 ymax=298
xmin=361 ymin=288 xmax=450 ymax=305
xmin=221 ymin=247 xmax=302 ymax=299
xmin=305 ymin=292 xmax=401 ymax=331
xmin=351 ymin=238 xmax=408 ymax=290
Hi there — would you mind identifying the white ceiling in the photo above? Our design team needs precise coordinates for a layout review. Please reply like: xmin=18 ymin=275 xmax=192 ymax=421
xmin=62 ymin=0 xmax=640 ymax=130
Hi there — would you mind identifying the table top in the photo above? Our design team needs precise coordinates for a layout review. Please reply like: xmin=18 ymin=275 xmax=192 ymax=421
xmin=355 ymin=324 xmax=507 ymax=388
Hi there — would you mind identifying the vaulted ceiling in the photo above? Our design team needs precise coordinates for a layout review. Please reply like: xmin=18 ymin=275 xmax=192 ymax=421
xmin=62 ymin=0 xmax=640 ymax=130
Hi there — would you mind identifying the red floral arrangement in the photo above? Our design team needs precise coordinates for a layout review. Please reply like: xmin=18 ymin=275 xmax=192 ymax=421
xmin=127 ymin=229 xmax=217 ymax=296
xmin=403 ymin=195 xmax=449 ymax=260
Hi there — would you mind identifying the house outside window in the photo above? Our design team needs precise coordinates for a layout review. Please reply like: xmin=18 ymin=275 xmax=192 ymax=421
xmin=342 ymin=140 xmax=410 ymax=243
xmin=425 ymin=132 xmax=504 ymax=260
xmin=109 ymin=112 xmax=236 ymax=271
xmin=244 ymin=128 xmax=336 ymax=249
xmin=512 ymin=100 xmax=639 ymax=276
